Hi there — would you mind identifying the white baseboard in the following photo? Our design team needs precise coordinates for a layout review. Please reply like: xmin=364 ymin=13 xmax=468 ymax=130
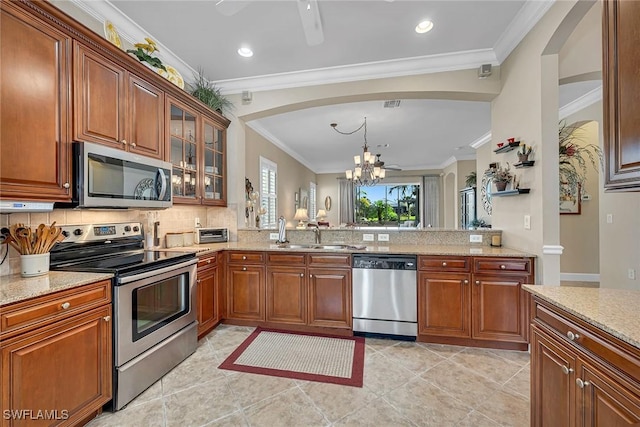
xmin=560 ymin=273 xmax=600 ymax=282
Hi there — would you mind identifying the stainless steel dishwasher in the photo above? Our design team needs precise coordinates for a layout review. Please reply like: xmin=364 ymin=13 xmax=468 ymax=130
xmin=352 ymin=254 xmax=417 ymax=338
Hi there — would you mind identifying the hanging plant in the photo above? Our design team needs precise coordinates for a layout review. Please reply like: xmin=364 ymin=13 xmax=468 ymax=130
xmin=558 ymin=120 xmax=602 ymax=197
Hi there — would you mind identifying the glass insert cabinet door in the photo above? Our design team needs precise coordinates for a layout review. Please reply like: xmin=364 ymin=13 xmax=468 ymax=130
xmin=203 ymin=118 xmax=225 ymax=202
xmin=170 ymin=103 xmax=198 ymax=200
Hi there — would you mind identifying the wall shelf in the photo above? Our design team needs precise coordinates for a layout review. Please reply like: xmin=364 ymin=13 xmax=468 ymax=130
xmin=514 ymin=160 xmax=535 ymax=168
xmin=491 ymin=188 xmax=530 ymax=197
xmin=494 ymin=141 xmax=521 ymax=153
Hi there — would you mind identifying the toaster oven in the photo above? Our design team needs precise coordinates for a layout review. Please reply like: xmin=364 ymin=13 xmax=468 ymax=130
xmin=194 ymin=228 xmax=228 ymax=244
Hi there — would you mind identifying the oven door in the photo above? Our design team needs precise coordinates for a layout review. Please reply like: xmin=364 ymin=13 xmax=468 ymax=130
xmin=114 ymin=258 xmax=197 ymax=366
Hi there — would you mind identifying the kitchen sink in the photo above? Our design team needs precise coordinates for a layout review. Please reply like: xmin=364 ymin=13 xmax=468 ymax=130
xmin=277 ymin=243 xmax=366 ymax=250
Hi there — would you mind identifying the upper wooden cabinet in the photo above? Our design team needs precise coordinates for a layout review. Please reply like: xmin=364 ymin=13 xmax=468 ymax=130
xmin=168 ymin=97 xmax=227 ymax=206
xmin=0 ymin=1 xmax=72 ymax=201
xmin=603 ymin=0 xmax=640 ymax=191
xmin=74 ymin=42 xmax=164 ymax=160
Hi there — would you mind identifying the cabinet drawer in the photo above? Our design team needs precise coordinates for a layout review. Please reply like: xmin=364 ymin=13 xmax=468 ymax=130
xmin=1 ymin=279 xmax=111 ymax=337
xmin=474 ymin=257 xmax=531 ymax=274
xmin=198 ymin=253 xmax=218 ymax=268
xmin=227 ymin=251 xmax=265 ymax=264
xmin=533 ymin=298 xmax=640 ymax=383
xmin=308 ymin=253 xmax=351 ymax=267
xmin=267 ymin=252 xmax=306 ymax=266
xmin=419 ymin=256 xmax=470 ymax=272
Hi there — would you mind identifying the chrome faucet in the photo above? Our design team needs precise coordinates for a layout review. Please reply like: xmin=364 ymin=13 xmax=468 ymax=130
xmin=312 ymin=226 xmax=321 ymax=244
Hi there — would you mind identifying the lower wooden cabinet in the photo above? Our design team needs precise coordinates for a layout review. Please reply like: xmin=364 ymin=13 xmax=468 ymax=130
xmin=307 ymin=267 xmax=352 ymax=330
xmin=0 ymin=282 xmax=112 ymax=427
xmin=418 ymin=256 xmax=533 ymax=349
xmin=226 ymin=265 xmax=265 ymax=321
xmin=197 ymin=253 xmax=220 ymax=339
xmin=266 ymin=266 xmax=307 ymax=325
xmin=530 ymin=297 xmax=640 ymax=427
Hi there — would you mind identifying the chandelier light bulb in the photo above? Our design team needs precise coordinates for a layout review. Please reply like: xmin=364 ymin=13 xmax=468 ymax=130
xmin=363 ymin=150 xmax=372 ymax=163
xmin=354 ymin=155 xmax=361 ymax=165
xmin=374 ymin=166 xmax=381 ymax=177
xmin=345 ymin=169 xmax=353 ymax=180
xmin=354 ymin=167 xmax=362 ymax=178
xmin=380 ymin=169 xmax=386 ymax=178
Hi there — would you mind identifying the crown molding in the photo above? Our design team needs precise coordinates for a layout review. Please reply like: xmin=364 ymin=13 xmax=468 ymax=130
xmin=69 ymin=0 xmax=197 ymax=85
xmin=559 ymin=86 xmax=602 ymax=119
xmin=493 ymin=0 xmax=556 ymax=63
xmin=245 ymin=122 xmax=317 ymax=173
xmin=213 ymin=49 xmax=498 ymax=94
xmin=469 ymin=131 xmax=492 ymax=149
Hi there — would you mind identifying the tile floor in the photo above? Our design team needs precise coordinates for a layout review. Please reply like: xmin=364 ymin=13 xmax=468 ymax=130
xmin=86 ymin=325 xmax=531 ymax=427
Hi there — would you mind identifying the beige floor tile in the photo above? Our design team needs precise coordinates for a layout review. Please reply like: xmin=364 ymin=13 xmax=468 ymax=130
xmin=503 ymin=364 xmax=531 ymax=399
xmin=420 ymin=359 xmax=501 ymax=408
xmin=164 ymin=377 xmax=240 ymax=427
xmin=456 ymin=410 xmax=501 ymax=427
xmin=476 ymin=389 xmax=530 ymax=427
xmin=450 ymin=348 xmax=524 ymax=385
xmin=362 ymin=352 xmax=416 ymax=396
xmin=128 ymin=380 xmax=162 ymax=407
xmin=227 ymin=372 xmax=297 ymax=408
xmin=417 ymin=342 xmax=467 ymax=358
xmin=243 ymin=388 xmax=328 ymax=427
xmin=301 ymin=380 xmax=378 ymax=422
xmin=333 ymin=397 xmax=414 ymax=427
xmin=162 ymin=343 xmax=228 ymax=395
xmin=85 ymin=398 xmax=165 ymax=427
xmin=380 ymin=341 xmax=446 ymax=374
xmin=205 ymin=411 xmax=249 ymax=427
xmin=208 ymin=328 xmax=255 ymax=352
xmin=384 ymin=377 xmax=473 ymax=426
xmin=486 ymin=348 xmax=531 ymax=366
xmin=364 ymin=337 xmax=400 ymax=352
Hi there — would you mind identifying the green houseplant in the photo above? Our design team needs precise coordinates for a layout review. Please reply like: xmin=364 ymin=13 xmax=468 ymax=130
xmin=190 ymin=68 xmax=234 ymax=116
xmin=465 ymin=171 xmax=477 ymax=188
xmin=558 ymin=120 xmax=602 ymax=198
xmin=491 ymin=163 xmax=512 ymax=191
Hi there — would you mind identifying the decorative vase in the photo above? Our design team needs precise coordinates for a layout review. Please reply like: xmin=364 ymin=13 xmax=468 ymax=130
xmin=518 ymin=154 xmax=529 ymax=163
xmin=495 ymin=181 xmax=508 ymax=192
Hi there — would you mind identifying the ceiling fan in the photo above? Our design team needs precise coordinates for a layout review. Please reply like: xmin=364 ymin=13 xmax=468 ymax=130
xmin=215 ymin=0 xmax=324 ymax=46
xmin=374 ymin=154 xmax=402 ymax=171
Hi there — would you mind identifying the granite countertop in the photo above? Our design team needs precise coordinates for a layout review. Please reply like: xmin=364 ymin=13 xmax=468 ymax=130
xmin=0 ymin=271 xmax=114 ymax=307
xmin=523 ymin=285 xmax=640 ymax=350
xmin=164 ymin=242 xmax=536 ymax=257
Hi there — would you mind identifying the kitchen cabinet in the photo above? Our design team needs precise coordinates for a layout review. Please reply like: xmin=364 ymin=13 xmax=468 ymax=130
xmin=602 ymin=0 xmax=640 ymax=191
xmin=0 ymin=279 xmax=112 ymax=427
xmin=307 ymin=254 xmax=352 ymax=330
xmin=530 ymin=296 xmax=640 ymax=426
xmin=168 ymin=97 xmax=227 ymax=206
xmin=197 ymin=252 xmax=220 ymax=339
xmin=74 ymin=43 xmax=164 ymax=159
xmin=418 ymin=255 xmax=533 ymax=350
xmin=0 ymin=1 xmax=72 ymax=202
xmin=226 ymin=251 xmax=265 ymax=322
xmin=266 ymin=253 xmax=307 ymax=325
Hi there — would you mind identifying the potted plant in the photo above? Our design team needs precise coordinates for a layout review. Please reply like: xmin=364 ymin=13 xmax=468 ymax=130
xmin=558 ymin=120 xmax=602 ymax=198
xmin=465 ymin=171 xmax=477 ymax=188
xmin=126 ymin=38 xmax=166 ymax=71
xmin=190 ymin=68 xmax=234 ymax=117
xmin=517 ymin=144 xmax=532 ymax=163
xmin=491 ymin=163 xmax=512 ymax=191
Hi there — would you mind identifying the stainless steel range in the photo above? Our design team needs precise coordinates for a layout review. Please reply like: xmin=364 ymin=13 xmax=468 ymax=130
xmin=50 ymin=222 xmax=197 ymax=410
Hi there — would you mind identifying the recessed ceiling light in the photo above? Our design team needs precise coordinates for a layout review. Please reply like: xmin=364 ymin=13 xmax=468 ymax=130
xmin=237 ymin=47 xmax=253 ymax=58
xmin=415 ymin=20 xmax=434 ymax=34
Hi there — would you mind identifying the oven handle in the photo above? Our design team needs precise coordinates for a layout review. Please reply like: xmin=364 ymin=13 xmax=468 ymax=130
xmin=117 ymin=258 xmax=197 ymax=284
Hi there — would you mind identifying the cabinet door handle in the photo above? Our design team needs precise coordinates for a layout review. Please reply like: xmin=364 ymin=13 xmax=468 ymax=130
xmin=442 ymin=262 xmax=447 ymax=267
xmin=103 ymin=316 xmax=111 ymax=322
xmin=500 ymin=265 xmax=506 ymax=269
xmin=463 ymin=280 xmax=469 ymax=284
xmin=61 ymin=302 xmax=71 ymax=310
xmin=207 ymin=259 xmax=211 ymax=264
xmin=475 ymin=280 xmax=480 ymax=285
xmin=197 ymin=279 xmax=201 ymax=283
xmin=130 ymin=142 xmax=137 ymax=148
xmin=576 ymin=378 xmax=590 ymax=388
xmin=242 ymin=267 xmax=247 ymax=271
xmin=309 ymin=274 xmax=313 ymax=278
xmin=242 ymin=256 xmax=247 ymax=260
xmin=300 ymin=273 xmax=304 ymax=277
xmin=121 ymin=139 xmax=127 ymax=145
xmin=567 ymin=331 xmax=580 ymax=341
xmin=561 ymin=365 xmax=573 ymax=375
xmin=63 ymin=182 xmax=70 ymax=189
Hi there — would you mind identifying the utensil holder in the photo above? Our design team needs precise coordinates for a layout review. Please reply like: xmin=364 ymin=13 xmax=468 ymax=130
xmin=20 ymin=253 xmax=50 ymax=277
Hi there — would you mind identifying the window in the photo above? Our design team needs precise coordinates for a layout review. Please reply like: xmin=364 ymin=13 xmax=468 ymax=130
xmin=260 ymin=157 xmax=277 ymax=228
xmin=309 ymin=182 xmax=317 ymax=222
xmin=354 ymin=183 xmax=420 ymax=227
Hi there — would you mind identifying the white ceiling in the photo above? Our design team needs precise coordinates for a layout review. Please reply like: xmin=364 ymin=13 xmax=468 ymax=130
xmin=75 ymin=0 xmax=600 ymax=174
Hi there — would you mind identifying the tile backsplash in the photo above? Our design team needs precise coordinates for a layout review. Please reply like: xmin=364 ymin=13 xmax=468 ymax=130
xmin=0 ymin=205 xmax=237 ymax=277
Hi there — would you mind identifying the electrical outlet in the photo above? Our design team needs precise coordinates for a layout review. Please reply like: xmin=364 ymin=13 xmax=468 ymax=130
xmin=524 ymin=215 xmax=531 ymax=230
xmin=194 ymin=217 xmax=201 ymax=227
xmin=629 ymin=269 xmax=636 ymax=280
xmin=606 ymin=214 xmax=613 ymax=224
xmin=363 ymin=233 xmax=374 ymax=242
xmin=377 ymin=233 xmax=389 ymax=241
xmin=269 ymin=233 xmax=279 ymax=240
xmin=470 ymin=234 xmax=482 ymax=243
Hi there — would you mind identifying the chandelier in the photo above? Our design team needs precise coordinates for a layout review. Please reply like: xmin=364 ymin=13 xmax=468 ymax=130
xmin=330 ymin=117 xmax=386 ymax=186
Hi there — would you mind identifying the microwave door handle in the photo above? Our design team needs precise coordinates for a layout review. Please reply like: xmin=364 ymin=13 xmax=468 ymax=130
xmin=156 ymin=169 xmax=168 ymax=200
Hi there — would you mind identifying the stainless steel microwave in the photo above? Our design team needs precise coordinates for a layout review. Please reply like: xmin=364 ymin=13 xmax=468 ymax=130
xmin=61 ymin=141 xmax=172 ymax=209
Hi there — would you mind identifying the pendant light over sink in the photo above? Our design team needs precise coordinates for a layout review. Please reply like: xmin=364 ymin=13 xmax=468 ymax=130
xmin=331 ymin=117 xmax=386 ymax=187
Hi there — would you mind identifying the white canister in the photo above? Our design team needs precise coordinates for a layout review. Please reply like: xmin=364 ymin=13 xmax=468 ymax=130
xmin=165 ymin=233 xmax=183 ymax=248
xmin=20 ymin=253 xmax=50 ymax=277
xmin=182 ymin=232 xmax=194 ymax=247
